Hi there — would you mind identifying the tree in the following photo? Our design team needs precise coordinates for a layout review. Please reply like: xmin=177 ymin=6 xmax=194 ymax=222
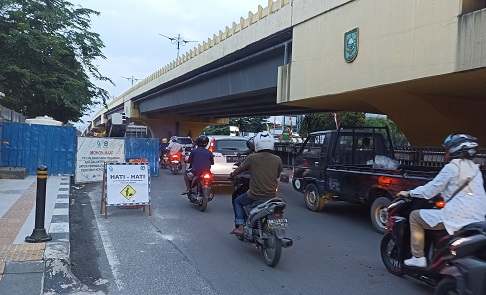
xmin=202 ymin=117 xmax=268 ymax=136
xmin=299 ymin=112 xmax=366 ymax=138
xmin=365 ymin=116 xmax=409 ymax=146
xmin=231 ymin=117 xmax=268 ymax=133
xmin=0 ymin=0 xmax=112 ymax=123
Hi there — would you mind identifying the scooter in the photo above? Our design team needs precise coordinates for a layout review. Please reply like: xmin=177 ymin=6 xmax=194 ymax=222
xmin=187 ymin=171 xmax=214 ymax=212
xmin=159 ymin=152 xmax=168 ymax=169
xmin=230 ymin=169 xmax=293 ymax=267
xmin=381 ymin=196 xmax=486 ymax=294
xmin=169 ymin=153 xmax=182 ymax=175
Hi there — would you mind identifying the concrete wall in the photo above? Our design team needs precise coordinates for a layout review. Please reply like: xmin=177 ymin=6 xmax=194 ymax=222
xmin=289 ymin=0 xmax=462 ymax=102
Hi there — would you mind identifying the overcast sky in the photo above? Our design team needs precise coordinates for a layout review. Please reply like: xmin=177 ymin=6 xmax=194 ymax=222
xmin=70 ymin=0 xmax=269 ymax=127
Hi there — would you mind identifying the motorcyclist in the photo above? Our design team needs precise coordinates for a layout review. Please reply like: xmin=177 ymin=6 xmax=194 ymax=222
xmin=183 ymin=135 xmax=214 ymax=195
xmin=396 ymin=134 xmax=486 ymax=268
xmin=229 ymin=131 xmax=283 ymax=236
xmin=166 ymin=136 xmax=183 ymax=161
xmin=159 ymin=138 xmax=169 ymax=164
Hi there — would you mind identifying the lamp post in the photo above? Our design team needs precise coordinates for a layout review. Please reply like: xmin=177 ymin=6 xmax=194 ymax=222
xmin=159 ymin=33 xmax=198 ymax=59
xmin=122 ymin=76 xmax=142 ymax=86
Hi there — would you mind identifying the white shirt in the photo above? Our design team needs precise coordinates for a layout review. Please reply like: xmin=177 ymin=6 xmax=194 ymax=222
xmin=410 ymin=159 xmax=486 ymax=234
xmin=167 ymin=141 xmax=182 ymax=154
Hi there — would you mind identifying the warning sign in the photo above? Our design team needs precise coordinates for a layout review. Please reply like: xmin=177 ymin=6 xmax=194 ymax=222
xmin=104 ymin=163 xmax=150 ymax=206
xmin=121 ymin=185 xmax=136 ymax=200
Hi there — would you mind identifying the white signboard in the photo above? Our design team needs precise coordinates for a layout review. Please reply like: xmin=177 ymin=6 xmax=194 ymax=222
xmin=75 ymin=137 xmax=125 ymax=183
xmin=105 ymin=163 xmax=150 ymax=206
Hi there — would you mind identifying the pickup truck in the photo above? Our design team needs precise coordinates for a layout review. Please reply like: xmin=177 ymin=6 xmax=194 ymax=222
xmin=291 ymin=126 xmax=446 ymax=234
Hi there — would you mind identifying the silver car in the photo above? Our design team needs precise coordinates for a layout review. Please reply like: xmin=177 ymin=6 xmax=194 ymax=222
xmin=204 ymin=135 xmax=251 ymax=186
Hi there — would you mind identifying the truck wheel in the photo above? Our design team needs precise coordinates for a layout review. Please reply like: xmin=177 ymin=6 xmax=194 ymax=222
xmin=370 ymin=197 xmax=391 ymax=234
xmin=304 ymin=183 xmax=325 ymax=212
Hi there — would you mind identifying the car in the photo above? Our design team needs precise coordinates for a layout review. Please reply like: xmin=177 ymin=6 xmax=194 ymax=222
xmin=204 ymin=135 xmax=252 ymax=186
xmin=171 ymin=136 xmax=193 ymax=152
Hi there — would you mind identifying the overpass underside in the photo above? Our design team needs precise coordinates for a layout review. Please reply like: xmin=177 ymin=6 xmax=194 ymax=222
xmin=284 ymin=68 xmax=486 ymax=146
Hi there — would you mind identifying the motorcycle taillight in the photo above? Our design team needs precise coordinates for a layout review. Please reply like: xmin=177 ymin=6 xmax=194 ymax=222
xmin=171 ymin=155 xmax=179 ymax=160
xmin=435 ymin=200 xmax=445 ymax=208
xmin=203 ymin=173 xmax=212 ymax=180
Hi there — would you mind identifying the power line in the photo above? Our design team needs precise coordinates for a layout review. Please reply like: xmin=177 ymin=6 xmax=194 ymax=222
xmin=159 ymin=33 xmax=198 ymax=59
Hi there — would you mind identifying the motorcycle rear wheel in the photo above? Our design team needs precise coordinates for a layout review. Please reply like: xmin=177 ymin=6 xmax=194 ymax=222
xmin=380 ymin=232 xmax=404 ymax=276
xmin=434 ymin=277 xmax=459 ymax=295
xmin=261 ymin=225 xmax=282 ymax=267
xmin=172 ymin=166 xmax=179 ymax=175
xmin=199 ymin=198 xmax=208 ymax=212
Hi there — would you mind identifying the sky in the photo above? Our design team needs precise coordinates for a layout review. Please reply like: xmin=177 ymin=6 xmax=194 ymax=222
xmin=70 ymin=0 xmax=270 ymax=128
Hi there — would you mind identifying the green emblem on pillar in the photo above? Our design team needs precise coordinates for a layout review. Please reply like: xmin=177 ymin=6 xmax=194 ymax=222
xmin=344 ymin=28 xmax=359 ymax=63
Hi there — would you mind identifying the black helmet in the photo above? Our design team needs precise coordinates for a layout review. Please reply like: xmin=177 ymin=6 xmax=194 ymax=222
xmin=196 ymin=135 xmax=209 ymax=147
xmin=443 ymin=134 xmax=478 ymax=160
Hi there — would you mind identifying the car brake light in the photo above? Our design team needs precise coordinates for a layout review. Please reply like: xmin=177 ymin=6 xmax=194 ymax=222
xmin=203 ymin=173 xmax=212 ymax=180
xmin=208 ymin=138 xmax=215 ymax=152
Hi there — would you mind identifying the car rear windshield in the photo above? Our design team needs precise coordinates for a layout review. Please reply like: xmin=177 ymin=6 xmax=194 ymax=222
xmin=216 ymin=140 xmax=249 ymax=153
xmin=177 ymin=138 xmax=193 ymax=144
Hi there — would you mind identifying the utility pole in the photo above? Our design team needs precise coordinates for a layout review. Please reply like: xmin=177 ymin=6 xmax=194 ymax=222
xmin=122 ymin=76 xmax=142 ymax=86
xmin=159 ymin=33 xmax=198 ymax=59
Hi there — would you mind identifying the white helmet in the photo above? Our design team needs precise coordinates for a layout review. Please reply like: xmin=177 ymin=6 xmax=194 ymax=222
xmin=254 ymin=131 xmax=274 ymax=152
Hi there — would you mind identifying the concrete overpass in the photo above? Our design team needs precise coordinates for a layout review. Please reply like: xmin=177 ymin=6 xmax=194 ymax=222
xmin=89 ymin=0 xmax=486 ymax=146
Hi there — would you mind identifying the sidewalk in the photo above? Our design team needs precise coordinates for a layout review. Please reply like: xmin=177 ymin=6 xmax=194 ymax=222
xmin=0 ymin=175 xmax=71 ymax=295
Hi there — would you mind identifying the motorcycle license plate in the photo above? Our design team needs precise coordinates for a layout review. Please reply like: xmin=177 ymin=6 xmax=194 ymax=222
xmin=171 ymin=160 xmax=179 ymax=164
xmin=267 ymin=218 xmax=288 ymax=228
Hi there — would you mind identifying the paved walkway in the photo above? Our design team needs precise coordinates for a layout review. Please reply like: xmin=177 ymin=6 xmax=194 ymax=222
xmin=0 ymin=175 xmax=71 ymax=295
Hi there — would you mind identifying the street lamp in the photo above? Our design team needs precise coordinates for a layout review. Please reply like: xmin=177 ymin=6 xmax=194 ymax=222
xmin=122 ymin=76 xmax=142 ymax=86
xmin=159 ymin=33 xmax=198 ymax=59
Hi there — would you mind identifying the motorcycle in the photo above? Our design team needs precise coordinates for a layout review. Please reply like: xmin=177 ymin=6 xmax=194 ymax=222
xmin=169 ymin=153 xmax=182 ymax=175
xmin=187 ymin=171 xmax=214 ymax=212
xmin=159 ymin=152 xmax=169 ymax=169
xmin=230 ymin=169 xmax=293 ymax=267
xmin=183 ymin=146 xmax=192 ymax=170
xmin=380 ymin=195 xmax=486 ymax=294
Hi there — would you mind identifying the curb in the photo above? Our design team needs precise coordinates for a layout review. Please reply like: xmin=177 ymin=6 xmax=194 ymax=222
xmin=42 ymin=176 xmax=81 ymax=294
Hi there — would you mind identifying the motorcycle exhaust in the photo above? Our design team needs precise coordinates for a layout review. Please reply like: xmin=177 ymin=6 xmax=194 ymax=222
xmin=281 ymin=238 xmax=293 ymax=248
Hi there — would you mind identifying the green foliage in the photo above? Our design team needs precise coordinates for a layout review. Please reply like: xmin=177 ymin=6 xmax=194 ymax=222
xmin=365 ymin=116 xmax=409 ymax=146
xmin=202 ymin=124 xmax=230 ymax=135
xmin=0 ymin=0 xmax=112 ymax=123
xmin=230 ymin=117 xmax=267 ymax=133
xmin=202 ymin=117 xmax=268 ymax=136
xmin=299 ymin=112 xmax=366 ymax=138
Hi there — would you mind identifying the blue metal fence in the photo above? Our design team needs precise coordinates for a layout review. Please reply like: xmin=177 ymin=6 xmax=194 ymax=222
xmin=1 ymin=122 xmax=76 ymax=175
xmin=124 ymin=137 xmax=159 ymax=177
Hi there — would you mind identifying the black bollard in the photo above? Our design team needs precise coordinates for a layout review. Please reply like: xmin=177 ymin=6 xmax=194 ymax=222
xmin=25 ymin=166 xmax=52 ymax=243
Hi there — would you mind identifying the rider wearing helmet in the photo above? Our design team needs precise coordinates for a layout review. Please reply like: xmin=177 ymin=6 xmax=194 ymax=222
xmin=397 ymin=134 xmax=486 ymax=268
xmin=167 ymin=136 xmax=183 ymax=159
xmin=159 ymin=138 xmax=170 ymax=165
xmin=183 ymin=135 xmax=214 ymax=195
xmin=229 ymin=131 xmax=283 ymax=236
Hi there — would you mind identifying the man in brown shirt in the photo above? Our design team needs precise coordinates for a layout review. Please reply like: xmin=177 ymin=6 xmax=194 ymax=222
xmin=229 ymin=132 xmax=283 ymax=236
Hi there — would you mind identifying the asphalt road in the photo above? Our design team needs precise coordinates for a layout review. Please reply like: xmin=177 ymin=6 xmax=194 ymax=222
xmin=68 ymin=168 xmax=434 ymax=295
